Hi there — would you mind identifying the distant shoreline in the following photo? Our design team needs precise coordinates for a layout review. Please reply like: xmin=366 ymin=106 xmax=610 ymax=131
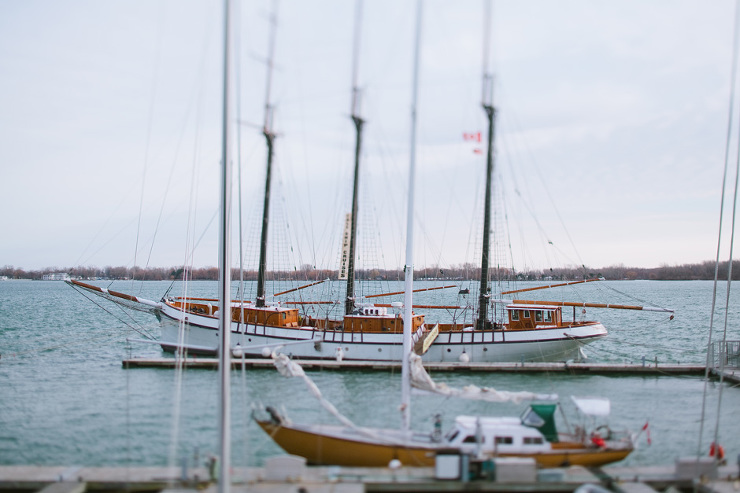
xmin=2 ymin=260 xmax=739 ymax=282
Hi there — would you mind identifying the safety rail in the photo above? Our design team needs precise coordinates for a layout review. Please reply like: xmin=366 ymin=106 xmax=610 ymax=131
xmin=708 ymin=340 xmax=740 ymax=369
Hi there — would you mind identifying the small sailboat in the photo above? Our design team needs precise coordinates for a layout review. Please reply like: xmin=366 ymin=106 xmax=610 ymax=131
xmin=255 ymin=355 xmax=635 ymax=468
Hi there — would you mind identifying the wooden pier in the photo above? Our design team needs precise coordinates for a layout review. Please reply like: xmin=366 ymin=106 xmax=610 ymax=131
xmin=1 ymin=462 xmax=738 ymax=493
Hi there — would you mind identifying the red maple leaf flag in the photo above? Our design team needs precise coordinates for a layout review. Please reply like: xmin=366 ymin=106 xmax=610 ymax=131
xmin=463 ymin=132 xmax=482 ymax=142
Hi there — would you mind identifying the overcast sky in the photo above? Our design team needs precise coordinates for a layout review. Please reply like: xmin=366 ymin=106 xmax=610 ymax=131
xmin=1 ymin=0 xmax=738 ymax=273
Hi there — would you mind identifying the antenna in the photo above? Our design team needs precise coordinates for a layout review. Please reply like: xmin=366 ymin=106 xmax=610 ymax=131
xmin=351 ymin=0 xmax=364 ymax=118
xmin=264 ymin=0 xmax=278 ymax=136
xmin=482 ymin=0 xmax=493 ymax=107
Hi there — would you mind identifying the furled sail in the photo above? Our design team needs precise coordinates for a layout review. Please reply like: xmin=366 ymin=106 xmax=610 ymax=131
xmin=409 ymin=353 xmax=556 ymax=403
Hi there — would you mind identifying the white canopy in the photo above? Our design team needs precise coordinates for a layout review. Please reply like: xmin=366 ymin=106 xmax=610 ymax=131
xmin=571 ymin=396 xmax=611 ymax=417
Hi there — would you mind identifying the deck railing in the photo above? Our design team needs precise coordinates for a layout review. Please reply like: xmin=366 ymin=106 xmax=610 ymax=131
xmin=708 ymin=340 xmax=740 ymax=369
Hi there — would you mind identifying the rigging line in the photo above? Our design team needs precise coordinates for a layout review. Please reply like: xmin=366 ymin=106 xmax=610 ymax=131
xmin=500 ymin=176 xmax=517 ymax=280
xmin=142 ymin=46 xmax=209 ymax=282
xmin=234 ymin=0 xmax=248 ymax=469
xmin=292 ymin=97 xmax=319 ymax=273
xmin=235 ymin=0 xmax=245 ymax=303
xmin=713 ymin=57 xmax=740 ymax=457
xmin=506 ymin=164 xmax=584 ymax=272
xmin=698 ymin=0 xmax=740 ymax=460
xmin=78 ymin=215 xmax=140 ymax=268
xmin=179 ymin=0 xmax=216 ymax=278
xmin=499 ymin=107 xmax=587 ymax=270
xmin=132 ymin=2 xmax=165 ymax=289
xmin=237 ymin=352 xmax=251 ymax=472
xmin=109 ymin=297 xmax=157 ymax=339
xmin=73 ymin=193 xmax=131 ymax=267
xmin=166 ymin=4 xmax=217 ymax=477
xmin=598 ymin=282 xmax=671 ymax=311
xmin=365 ymin=123 xmax=404 ymax=269
xmin=69 ymin=284 xmax=156 ymax=340
xmin=414 ymin=211 xmax=448 ymax=271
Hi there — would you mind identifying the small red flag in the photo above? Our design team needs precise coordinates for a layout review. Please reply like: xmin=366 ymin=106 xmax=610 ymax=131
xmin=463 ymin=132 xmax=482 ymax=142
xmin=642 ymin=421 xmax=651 ymax=445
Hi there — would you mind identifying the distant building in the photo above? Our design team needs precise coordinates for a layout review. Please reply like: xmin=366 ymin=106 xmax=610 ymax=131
xmin=42 ymin=273 xmax=71 ymax=281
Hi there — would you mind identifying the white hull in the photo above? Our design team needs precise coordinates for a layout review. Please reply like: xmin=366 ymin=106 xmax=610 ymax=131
xmin=158 ymin=303 xmax=606 ymax=363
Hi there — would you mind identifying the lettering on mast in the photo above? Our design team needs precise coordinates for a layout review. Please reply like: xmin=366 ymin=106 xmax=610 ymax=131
xmin=339 ymin=213 xmax=352 ymax=280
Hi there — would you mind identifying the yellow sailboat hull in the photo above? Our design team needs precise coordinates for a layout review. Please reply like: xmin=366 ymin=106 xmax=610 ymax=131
xmin=257 ymin=420 xmax=436 ymax=467
xmin=256 ymin=420 xmax=632 ymax=468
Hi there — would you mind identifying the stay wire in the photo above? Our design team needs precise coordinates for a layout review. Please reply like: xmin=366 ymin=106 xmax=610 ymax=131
xmin=713 ymin=70 xmax=740 ymax=461
xmin=166 ymin=3 xmax=216 ymax=480
xmin=68 ymin=284 xmax=156 ymax=340
xmin=598 ymin=282 xmax=672 ymax=312
xmin=697 ymin=0 xmax=740 ymax=461
xmin=132 ymin=0 xmax=165 ymax=288
xmin=142 ymin=71 xmax=204 ymax=281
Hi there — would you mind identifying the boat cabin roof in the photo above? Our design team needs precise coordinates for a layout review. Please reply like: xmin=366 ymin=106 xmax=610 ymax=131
xmin=454 ymin=415 xmax=525 ymax=430
xmin=447 ymin=415 xmax=549 ymax=447
xmin=251 ymin=305 xmax=295 ymax=313
xmin=347 ymin=306 xmax=390 ymax=317
xmin=506 ymin=304 xmax=560 ymax=311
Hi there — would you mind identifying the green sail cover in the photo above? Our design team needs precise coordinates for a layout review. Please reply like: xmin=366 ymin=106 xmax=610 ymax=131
xmin=522 ymin=404 xmax=559 ymax=443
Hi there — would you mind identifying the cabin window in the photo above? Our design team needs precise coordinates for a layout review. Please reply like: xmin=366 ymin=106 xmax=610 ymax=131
xmin=523 ymin=310 xmax=530 ymax=319
xmin=511 ymin=311 xmax=520 ymax=321
xmin=463 ymin=435 xmax=483 ymax=443
xmin=543 ymin=311 xmax=553 ymax=322
xmin=523 ymin=437 xmax=544 ymax=445
xmin=535 ymin=311 xmax=542 ymax=322
xmin=495 ymin=436 xmax=513 ymax=445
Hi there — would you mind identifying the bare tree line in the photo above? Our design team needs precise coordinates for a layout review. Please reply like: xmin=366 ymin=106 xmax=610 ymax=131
xmin=3 ymin=260 xmax=740 ymax=281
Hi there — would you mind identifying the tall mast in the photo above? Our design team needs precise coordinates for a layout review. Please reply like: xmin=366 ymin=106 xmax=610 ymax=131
xmin=256 ymin=2 xmax=278 ymax=308
xmin=217 ymin=0 xmax=233 ymax=489
xmin=477 ymin=0 xmax=495 ymax=331
xmin=345 ymin=0 xmax=364 ymax=315
xmin=402 ymin=0 xmax=423 ymax=433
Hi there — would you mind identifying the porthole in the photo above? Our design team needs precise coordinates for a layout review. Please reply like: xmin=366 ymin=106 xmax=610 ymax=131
xmin=483 ymin=347 xmax=488 ymax=351
xmin=447 ymin=348 xmax=451 ymax=352
xmin=378 ymin=348 xmax=382 ymax=352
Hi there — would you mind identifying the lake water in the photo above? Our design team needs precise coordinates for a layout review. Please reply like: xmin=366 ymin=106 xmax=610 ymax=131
xmin=1 ymin=279 xmax=738 ymax=469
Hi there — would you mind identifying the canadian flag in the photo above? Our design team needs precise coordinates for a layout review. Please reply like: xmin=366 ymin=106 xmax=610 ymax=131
xmin=463 ymin=131 xmax=482 ymax=142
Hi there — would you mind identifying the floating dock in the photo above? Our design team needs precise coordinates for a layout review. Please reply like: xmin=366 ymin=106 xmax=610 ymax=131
xmin=122 ymin=357 xmax=740 ymax=385
xmin=122 ymin=357 xmax=710 ymax=375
